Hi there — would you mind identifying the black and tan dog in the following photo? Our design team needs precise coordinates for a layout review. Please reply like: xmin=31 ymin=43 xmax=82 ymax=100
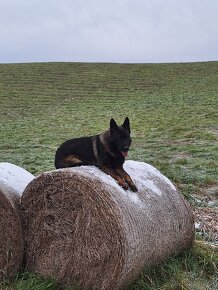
xmin=55 ymin=117 xmax=138 ymax=192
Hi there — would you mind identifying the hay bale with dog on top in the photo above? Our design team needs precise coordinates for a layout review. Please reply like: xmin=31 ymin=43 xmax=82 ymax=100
xmin=21 ymin=160 xmax=194 ymax=290
xmin=0 ymin=162 xmax=34 ymax=280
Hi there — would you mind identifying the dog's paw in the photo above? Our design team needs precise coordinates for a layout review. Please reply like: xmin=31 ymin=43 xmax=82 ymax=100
xmin=130 ymin=184 xmax=138 ymax=192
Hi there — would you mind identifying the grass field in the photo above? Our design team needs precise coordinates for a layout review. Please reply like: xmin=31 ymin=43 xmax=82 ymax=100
xmin=0 ymin=61 xmax=217 ymax=289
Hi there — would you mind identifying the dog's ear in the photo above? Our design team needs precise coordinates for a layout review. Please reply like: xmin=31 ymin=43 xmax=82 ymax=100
xmin=110 ymin=118 xmax=118 ymax=133
xmin=123 ymin=117 xmax=130 ymax=133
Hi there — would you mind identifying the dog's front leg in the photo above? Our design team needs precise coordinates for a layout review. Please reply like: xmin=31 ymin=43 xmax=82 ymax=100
xmin=101 ymin=166 xmax=129 ymax=190
xmin=116 ymin=166 xmax=138 ymax=192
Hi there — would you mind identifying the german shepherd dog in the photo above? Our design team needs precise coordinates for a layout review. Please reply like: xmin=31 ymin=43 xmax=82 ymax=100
xmin=55 ymin=117 xmax=138 ymax=192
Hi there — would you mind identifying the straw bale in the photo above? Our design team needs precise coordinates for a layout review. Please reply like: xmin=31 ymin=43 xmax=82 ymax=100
xmin=0 ymin=162 xmax=34 ymax=280
xmin=21 ymin=160 xmax=194 ymax=290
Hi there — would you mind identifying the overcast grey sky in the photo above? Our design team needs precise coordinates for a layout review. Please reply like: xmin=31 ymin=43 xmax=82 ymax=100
xmin=0 ymin=0 xmax=218 ymax=63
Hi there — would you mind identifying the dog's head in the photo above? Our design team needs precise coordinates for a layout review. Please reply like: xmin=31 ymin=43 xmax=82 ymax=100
xmin=110 ymin=117 xmax=132 ymax=157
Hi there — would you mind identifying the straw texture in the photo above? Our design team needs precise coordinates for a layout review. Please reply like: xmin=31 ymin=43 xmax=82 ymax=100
xmin=0 ymin=163 xmax=34 ymax=280
xmin=21 ymin=160 xmax=194 ymax=290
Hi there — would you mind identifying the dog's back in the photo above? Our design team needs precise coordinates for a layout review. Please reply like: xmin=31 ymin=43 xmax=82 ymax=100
xmin=55 ymin=136 xmax=97 ymax=168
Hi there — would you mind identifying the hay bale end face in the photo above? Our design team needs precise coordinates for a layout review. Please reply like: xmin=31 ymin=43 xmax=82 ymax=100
xmin=0 ymin=163 xmax=34 ymax=280
xmin=21 ymin=160 xmax=194 ymax=290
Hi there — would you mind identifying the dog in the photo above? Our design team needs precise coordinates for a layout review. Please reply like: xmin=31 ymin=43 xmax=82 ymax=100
xmin=55 ymin=117 xmax=138 ymax=192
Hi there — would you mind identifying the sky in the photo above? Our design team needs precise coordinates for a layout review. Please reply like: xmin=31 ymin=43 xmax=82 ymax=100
xmin=0 ymin=0 xmax=218 ymax=64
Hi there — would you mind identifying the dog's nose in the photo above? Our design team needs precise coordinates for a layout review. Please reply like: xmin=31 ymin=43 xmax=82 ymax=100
xmin=123 ymin=146 xmax=129 ymax=152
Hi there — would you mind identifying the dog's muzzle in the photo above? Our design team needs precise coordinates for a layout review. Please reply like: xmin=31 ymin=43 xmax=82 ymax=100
xmin=121 ymin=147 xmax=129 ymax=157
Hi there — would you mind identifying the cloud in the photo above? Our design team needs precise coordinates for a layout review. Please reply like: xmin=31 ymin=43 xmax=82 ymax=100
xmin=0 ymin=0 xmax=218 ymax=63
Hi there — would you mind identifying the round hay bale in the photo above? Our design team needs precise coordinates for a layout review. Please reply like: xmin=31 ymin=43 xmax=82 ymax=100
xmin=0 ymin=162 xmax=34 ymax=280
xmin=21 ymin=160 xmax=194 ymax=290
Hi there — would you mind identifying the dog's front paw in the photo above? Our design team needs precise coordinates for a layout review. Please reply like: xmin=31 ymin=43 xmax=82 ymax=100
xmin=129 ymin=184 xmax=138 ymax=192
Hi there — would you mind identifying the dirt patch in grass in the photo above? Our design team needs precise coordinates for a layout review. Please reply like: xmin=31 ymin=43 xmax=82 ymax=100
xmin=203 ymin=184 xmax=218 ymax=197
xmin=197 ymin=184 xmax=218 ymax=207
xmin=195 ymin=207 xmax=218 ymax=245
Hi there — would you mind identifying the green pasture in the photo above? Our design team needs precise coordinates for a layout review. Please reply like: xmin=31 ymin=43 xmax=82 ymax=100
xmin=0 ymin=62 xmax=217 ymax=289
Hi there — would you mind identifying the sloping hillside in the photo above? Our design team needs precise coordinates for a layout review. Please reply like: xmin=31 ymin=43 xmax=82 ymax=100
xmin=0 ymin=62 xmax=217 ymax=289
